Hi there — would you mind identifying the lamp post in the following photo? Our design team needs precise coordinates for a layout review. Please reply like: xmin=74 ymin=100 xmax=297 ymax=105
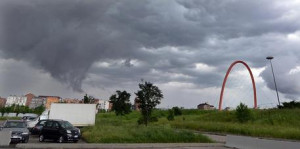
xmin=266 ymin=56 xmax=281 ymax=106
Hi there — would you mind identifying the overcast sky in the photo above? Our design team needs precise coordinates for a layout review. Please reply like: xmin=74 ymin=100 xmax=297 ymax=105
xmin=1 ymin=0 xmax=300 ymax=109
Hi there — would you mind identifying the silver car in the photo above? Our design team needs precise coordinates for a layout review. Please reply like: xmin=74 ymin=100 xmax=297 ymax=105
xmin=0 ymin=120 xmax=29 ymax=143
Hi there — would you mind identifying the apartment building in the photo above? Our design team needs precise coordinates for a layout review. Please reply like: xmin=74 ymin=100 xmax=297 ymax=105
xmin=5 ymin=95 xmax=27 ymax=107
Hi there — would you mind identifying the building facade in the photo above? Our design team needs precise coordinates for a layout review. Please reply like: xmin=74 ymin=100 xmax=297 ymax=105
xmin=5 ymin=95 xmax=27 ymax=107
xmin=133 ymin=98 xmax=140 ymax=111
xmin=25 ymin=93 xmax=35 ymax=107
xmin=97 ymin=99 xmax=110 ymax=111
xmin=29 ymin=97 xmax=46 ymax=109
xmin=39 ymin=96 xmax=61 ymax=109
xmin=197 ymin=103 xmax=215 ymax=110
xmin=63 ymin=98 xmax=81 ymax=103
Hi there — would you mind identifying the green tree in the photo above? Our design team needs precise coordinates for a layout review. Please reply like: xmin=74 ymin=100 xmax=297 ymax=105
xmin=109 ymin=90 xmax=132 ymax=116
xmin=33 ymin=105 xmax=45 ymax=115
xmin=83 ymin=94 xmax=95 ymax=104
xmin=14 ymin=105 xmax=21 ymax=116
xmin=236 ymin=103 xmax=252 ymax=123
xmin=20 ymin=106 xmax=32 ymax=114
xmin=135 ymin=81 xmax=163 ymax=126
xmin=0 ymin=107 xmax=6 ymax=116
xmin=20 ymin=105 xmax=26 ymax=114
xmin=167 ymin=109 xmax=175 ymax=121
xmin=5 ymin=106 xmax=12 ymax=114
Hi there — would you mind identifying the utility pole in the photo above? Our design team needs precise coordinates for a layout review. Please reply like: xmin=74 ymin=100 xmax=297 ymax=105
xmin=266 ymin=56 xmax=281 ymax=106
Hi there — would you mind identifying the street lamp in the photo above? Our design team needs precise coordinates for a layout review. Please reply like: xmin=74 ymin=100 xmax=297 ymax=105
xmin=266 ymin=56 xmax=281 ymax=106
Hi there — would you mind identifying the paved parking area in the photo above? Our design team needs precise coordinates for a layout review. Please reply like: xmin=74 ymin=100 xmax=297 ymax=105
xmin=28 ymin=134 xmax=86 ymax=144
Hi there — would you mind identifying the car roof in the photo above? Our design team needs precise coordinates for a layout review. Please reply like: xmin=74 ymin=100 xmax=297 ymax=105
xmin=5 ymin=120 xmax=25 ymax=122
xmin=47 ymin=119 xmax=66 ymax=122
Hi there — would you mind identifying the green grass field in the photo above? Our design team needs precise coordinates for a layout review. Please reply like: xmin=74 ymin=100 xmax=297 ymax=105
xmin=167 ymin=109 xmax=300 ymax=140
xmin=82 ymin=108 xmax=300 ymax=143
xmin=81 ymin=111 xmax=212 ymax=143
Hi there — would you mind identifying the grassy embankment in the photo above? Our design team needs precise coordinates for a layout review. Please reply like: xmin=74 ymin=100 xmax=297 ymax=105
xmin=166 ymin=109 xmax=300 ymax=140
xmin=81 ymin=111 xmax=213 ymax=143
xmin=82 ymin=108 xmax=300 ymax=143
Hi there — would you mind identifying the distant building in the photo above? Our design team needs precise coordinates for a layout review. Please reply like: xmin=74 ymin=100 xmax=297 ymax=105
xmin=63 ymin=98 xmax=81 ymax=104
xmin=0 ymin=97 xmax=6 ymax=107
xmin=224 ymin=107 xmax=231 ymax=111
xmin=5 ymin=95 xmax=27 ymax=107
xmin=95 ymin=99 xmax=110 ymax=111
xmin=39 ymin=96 xmax=61 ymax=109
xmin=108 ymin=102 xmax=113 ymax=111
xmin=133 ymin=98 xmax=140 ymax=111
xmin=197 ymin=103 xmax=215 ymax=110
xmin=93 ymin=99 xmax=100 ymax=104
xmin=25 ymin=93 xmax=35 ymax=107
xmin=29 ymin=97 xmax=46 ymax=109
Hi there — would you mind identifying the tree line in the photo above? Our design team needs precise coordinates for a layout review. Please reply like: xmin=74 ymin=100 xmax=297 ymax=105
xmin=0 ymin=104 xmax=45 ymax=116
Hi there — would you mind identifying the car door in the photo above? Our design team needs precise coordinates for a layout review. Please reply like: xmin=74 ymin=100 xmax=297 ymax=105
xmin=36 ymin=120 xmax=47 ymax=133
xmin=43 ymin=121 xmax=54 ymax=139
xmin=51 ymin=122 xmax=61 ymax=140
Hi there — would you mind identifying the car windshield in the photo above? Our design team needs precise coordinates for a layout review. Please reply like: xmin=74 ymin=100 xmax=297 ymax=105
xmin=5 ymin=121 xmax=26 ymax=128
xmin=37 ymin=120 xmax=47 ymax=126
xmin=59 ymin=121 xmax=74 ymax=129
xmin=28 ymin=117 xmax=36 ymax=120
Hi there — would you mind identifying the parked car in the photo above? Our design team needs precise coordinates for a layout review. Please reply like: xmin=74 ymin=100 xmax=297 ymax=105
xmin=0 ymin=120 xmax=29 ymax=143
xmin=30 ymin=119 xmax=48 ymax=135
xmin=22 ymin=116 xmax=37 ymax=122
xmin=39 ymin=119 xmax=81 ymax=143
xmin=27 ymin=110 xmax=49 ymax=130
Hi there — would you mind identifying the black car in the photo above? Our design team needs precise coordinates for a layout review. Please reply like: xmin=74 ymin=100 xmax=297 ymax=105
xmin=39 ymin=119 xmax=81 ymax=143
xmin=30 ymin=119 xmax=48 ymax=135
xmin=0 ymin=120 xmax=29 ymax=143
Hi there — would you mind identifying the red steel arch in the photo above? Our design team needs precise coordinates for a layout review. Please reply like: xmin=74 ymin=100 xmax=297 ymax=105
xmin=219 ymin=60 xmax=257 ymax=110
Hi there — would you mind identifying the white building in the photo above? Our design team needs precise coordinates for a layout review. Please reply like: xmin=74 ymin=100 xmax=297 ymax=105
xmin=5 ymin=95 xmax=27 ymax=107
xmin=97 ymin=99 xmax=110 ymax=111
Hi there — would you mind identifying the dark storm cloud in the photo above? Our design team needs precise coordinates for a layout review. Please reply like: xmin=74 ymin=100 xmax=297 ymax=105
xmin=0 ymin=0 xmax=300 ymax=99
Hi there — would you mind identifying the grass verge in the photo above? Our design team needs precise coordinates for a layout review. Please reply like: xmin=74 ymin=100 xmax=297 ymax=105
xmin=82 ymin=112 xmax=213 ymax=143
xmin=82 ymin=108 xmax=300 ymax=142
xmin=166 ymin=109 xmax=300 ymax=140
xmin=0 ymin=116 xmax=21 ymax=120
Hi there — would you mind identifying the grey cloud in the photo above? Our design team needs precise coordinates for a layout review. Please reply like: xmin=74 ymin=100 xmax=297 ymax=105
xmin=261 ymin=55 xmax=300 ymax=96
xmin=0 ymin=0 xmax=300 ymax=100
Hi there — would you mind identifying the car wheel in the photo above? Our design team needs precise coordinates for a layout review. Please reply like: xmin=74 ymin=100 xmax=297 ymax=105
xmin=39 ymin=135 xmax=44 ymax=142
xmin=57 ymin=136 xmax=64 ymax=143
xmin=22 ymin=138 xmax=29 ymax=143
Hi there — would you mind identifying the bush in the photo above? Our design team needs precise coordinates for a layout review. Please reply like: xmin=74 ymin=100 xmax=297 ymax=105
xmin=167 ymin=109 xmax=175 ymax=121
xmin=172 ymin=107 xmax=182 ymax=116
xmin=278 ymin=101 xmax=300 ymax=109
xmin=236 ymin=103 xmax=252 ymax=123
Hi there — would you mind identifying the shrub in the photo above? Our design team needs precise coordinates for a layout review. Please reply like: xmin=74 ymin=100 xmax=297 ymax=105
xmin=167 ymin=109 xmax=175 ymax=121
xmin=172 ymin=107 xmax=182 ymax=116
xmin=236 ymin=103 xmax=252 ymax=123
